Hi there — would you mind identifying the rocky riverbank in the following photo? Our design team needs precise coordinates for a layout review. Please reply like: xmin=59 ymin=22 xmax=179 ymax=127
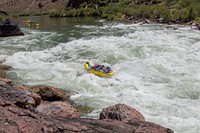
xmin=0 ymin=60 xmax=174 ymax=133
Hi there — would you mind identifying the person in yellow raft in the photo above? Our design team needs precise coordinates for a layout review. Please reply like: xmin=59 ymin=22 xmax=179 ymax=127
xmin=85 ymin=62 xmax=93 ymax=69
xmin=85 ymin=62 xmax=111 ymax=73
xmin=84 ymin=62 xmax=114 ymax=77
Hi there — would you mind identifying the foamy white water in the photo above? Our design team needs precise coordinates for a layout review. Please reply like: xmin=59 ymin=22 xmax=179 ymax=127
xmin=1 ymin=19 xmax=200 ymax=133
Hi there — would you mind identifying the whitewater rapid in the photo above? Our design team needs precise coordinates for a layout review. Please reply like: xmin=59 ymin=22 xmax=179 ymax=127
xmin=0 ymin=21 xmax=200 ymax=133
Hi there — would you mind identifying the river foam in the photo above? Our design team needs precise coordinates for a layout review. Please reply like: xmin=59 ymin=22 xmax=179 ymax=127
xmin=1 ymin=22 xmax=200 ymax=133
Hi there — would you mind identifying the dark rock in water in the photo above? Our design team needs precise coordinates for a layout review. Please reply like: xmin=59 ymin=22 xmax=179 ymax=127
xmin=0 ymin=19 xmax=24 ymax=37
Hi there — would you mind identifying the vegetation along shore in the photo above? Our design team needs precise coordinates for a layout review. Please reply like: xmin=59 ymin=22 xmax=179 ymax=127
xmin=1 ymin=0 xmax=200 ymax=25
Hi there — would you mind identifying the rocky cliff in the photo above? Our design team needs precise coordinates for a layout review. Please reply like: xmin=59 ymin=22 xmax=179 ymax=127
xmin=0 ymin=0 xmax=69 ymax=15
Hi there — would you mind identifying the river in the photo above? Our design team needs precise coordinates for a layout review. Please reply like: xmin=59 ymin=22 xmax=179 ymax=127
xmin=0 ymin=15 xmax=200 ymax=133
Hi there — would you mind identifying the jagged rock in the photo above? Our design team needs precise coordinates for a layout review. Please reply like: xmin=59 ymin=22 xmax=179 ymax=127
xmin=0 ymin=78 xmax=175 ymax=133
xmin=0 ymin=19 xmax=24 ymax=37
xmin=37 ymin=101 xmax=80 ymax=118
xmin=14 ymin=85 xmax=42 ymax=106
xmin=0 ymin=80 xmax=174 ymax=133
xmin=0 ymin=78 xmax=12 ymax=85
xmin=100 ymin=103 xmax=174 ymax=133
xmin=127 ymin=120 xmax=174 ymax=133
xmin=0 ymin=98 xmax=174 ymax=133
xmin=0 ymin=82 xmax=39 ymax=108
xmin=99 ymin=103 xmax=145 ymax=122
xmin=30 ymin=85 xmax=70 ymax=101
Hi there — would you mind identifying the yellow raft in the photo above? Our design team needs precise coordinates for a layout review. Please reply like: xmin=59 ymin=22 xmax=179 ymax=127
xmin=23 ymin=20 xmax=31 ymax=23
xmin=84 ymin=63 xmax=114 ymax=78
xmin=28 ymin=23 xmax=40 ymax=28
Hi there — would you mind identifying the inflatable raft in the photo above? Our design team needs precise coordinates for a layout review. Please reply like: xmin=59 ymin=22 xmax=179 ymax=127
xmin=84 ymin=62 xmax=114 ymax=78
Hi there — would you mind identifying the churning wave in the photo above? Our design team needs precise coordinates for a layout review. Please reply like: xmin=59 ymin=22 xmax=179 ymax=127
xmin=1 ymin=22 xmax=200 ymax=133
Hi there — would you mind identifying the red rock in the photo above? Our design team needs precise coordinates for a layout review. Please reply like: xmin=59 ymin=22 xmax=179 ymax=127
xmin=37 ymin=101 xmax=80 ymax=118
xmin=30 ymin=85 xmax=70 ymax=101
xmin=0 ymin=78 xmax=12 ymax=85
xmin=0 ymin=79 xmax=174 ymax=133
xmin=100 ymin=103 xmax=145 ymax=122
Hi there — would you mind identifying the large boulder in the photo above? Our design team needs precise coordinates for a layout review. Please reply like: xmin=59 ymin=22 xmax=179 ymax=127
xmin=30 ymin=85 xmax=70 ymax=101
xmin=0 ymin=19 xmax=24 ymax=37
xmin=0 ymin=82 xmax=40 ymax=108
xmin=99 ymin=103 xmax=173 ymax=133
xmin=99 ymin=103 xmax=145 ymax=122
xmin=14 ymin=85 xmax=42 ymax=106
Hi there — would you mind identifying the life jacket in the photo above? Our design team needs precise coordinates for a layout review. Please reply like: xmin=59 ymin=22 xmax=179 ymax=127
xmin=84 ymin=63 xmax=88 ymax=68
xmin=92 ymin=64 xmax=99 ymax=69
xmin=104 ymin=66 xmax=111 ymax=73
xmin=95 ymin=65 xmax=102 ymax=71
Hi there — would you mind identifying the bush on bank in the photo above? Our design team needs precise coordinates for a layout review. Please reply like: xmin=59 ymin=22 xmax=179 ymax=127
xmin=0 ymin=15 xmax=4 ymax=22
xmin=49 ymin=0 xmax=200 ymax=23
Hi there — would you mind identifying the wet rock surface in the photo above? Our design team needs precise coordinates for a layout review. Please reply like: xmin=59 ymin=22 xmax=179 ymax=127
xmin=30 ymin=85 xmax=70 ymax=101
xmin=0 ymin=78 xmax=174 ymax=133
xmin=36 ymin=101 xmax=80 ymax=118
xmin=99 ymin=103 xmax=145 ymax=122
xmin=0 ymin=19 xmax=24 ymax=37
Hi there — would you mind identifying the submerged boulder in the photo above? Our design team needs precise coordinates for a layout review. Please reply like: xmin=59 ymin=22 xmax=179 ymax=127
xmin=0 ymin=19 xmax=24 ymax=37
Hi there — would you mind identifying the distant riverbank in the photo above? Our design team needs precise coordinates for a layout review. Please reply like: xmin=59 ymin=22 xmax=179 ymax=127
xmin=1 ymin=0 xmax=200 ymax=26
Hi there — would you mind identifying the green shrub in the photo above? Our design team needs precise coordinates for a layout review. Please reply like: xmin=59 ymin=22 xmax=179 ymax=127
xmin=179 ymin=8 xmax=191 ymax=22
xmin=0 ymin=15 xmax=4 ymax=22
xmin=194 ymin=17 xmax=200 ymax=23
xmin=179 ymin=0 xmax=193 ymax=8
xmin=49 ymin=0 xmax=200 ymax=23
xmin=100 ymin=3 xmax=121 ymax=19
xmin=120 ymin=0 xmax=133 ymax=6
xmin=170 ymin=9 xmax=181 ymax=21
xmin=192 ymin=3 xmax=200 ymax=18
xmin=101 ymin=3 xmax=121 ymax=15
